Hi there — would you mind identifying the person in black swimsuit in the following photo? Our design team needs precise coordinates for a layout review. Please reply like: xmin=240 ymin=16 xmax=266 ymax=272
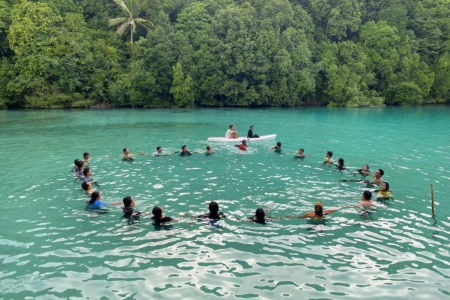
xmin=198 ymin=201 xmax=227 ymax=220
xmin=249 ymin=208 xmax=272 ymax=224
xmin=247 ymin=125 xmax=259 ymax=139
xmin=151 ymin=206 xmax=176 ymax=225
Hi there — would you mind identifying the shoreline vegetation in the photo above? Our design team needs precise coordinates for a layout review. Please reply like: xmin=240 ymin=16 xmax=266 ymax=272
xmin=0 ymin=0 xmax=449 ymax=109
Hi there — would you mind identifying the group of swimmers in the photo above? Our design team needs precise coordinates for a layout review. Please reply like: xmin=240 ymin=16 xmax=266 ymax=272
xmin=71 ymin=138 xmax=393 ymax=225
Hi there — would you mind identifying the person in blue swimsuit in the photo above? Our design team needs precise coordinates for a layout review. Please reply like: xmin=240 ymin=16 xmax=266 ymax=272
xmin=86 ymin=191 xmax=122 ymax=210
xmin=270 ymin=142 xmax=282 ymax=153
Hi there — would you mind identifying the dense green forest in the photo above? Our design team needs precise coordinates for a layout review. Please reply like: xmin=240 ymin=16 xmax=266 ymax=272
xmin=0 ymin=0 xmax=449 ymax=108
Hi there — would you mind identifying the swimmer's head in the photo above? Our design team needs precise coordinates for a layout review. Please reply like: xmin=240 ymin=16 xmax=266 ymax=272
xmin=327 ymin=151 xmax=333 ymax=158
xmin=74 ymin=159 xmax=80 ymax=165
xmin=242 ymin=140 xmax=247 ymax=144
xmin=152 ymin=206 xmax=163 ymax=219
xmin=206 ymin=146 xmax=211 ymax=151
xmin=255 ymin=208 xmax=265 ymax=221
xmin=81 ymin=181 xmax=91 ymax=191
xmin=299 ymin=148 xmax=304 ymax=153
xmin=76 ymin=160 xmax=84 ymax=169
xmin=209 ymin=201 xmax=219 ymax=215
xmin=381 ymin=182 xmax=389 ymax=191
xmin=157 ymin=146 xmax=162 ymax=152
xmin=83 ymin=152 xmax=90 ymax=159
xmin=182 ymin=145 xmax=187 ymax=150
xmin=82 ymin=167 xmax=92 ymax=177
xmin=123 ymin=196 xmax=134 ymax=208
xmin=376 ymin=169 xmax=384 ymax=177
xmin=362 ymin=165 xmax=369 ymax=171
xmin=250 ymin=125 xmax=254 ymax=129
xmin=229 ymin=125 xmax=234 ymax=129
xmin=338 ymin=158 xmax=344 ymax=166
xmin=90 ymin=191 xmax=101 ymax=204
xmin=363 ymin=190 xmax=372 ymax=200
xmin=123 ymin=148 xmax=129 ymax=154
xmin=314 ymin=202 xmax=323 ymax=216
xmin=277 ymin=142 xmax=281 ymax=147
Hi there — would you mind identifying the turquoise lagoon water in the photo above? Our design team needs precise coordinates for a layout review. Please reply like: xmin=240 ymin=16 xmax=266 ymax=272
xmin=0 ymin=107 xmax=449 ymax=299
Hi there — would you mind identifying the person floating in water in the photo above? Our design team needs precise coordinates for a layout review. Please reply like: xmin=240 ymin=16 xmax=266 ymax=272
xmin=270 ymin=142 xmax=282 ymax=153
xmin=82 ymin=167 xmax=97 ymax=185
xmin=235 ymin=140 xmax=247 ymax=151
xmin=249 ymin=208 xmax=272 ymax=224
xmin=73 ymin=159 xmax=81 ymax=172
xmin=324 ymin=151 xmax=333 ymax=165
xmin=300 ymin=202 xmax=340 ymax=219
xmin=73 ymin=160 xmax=85 ymax=179
xmin=358 ymin=190 xmax=374 ymax=210
xmin=295 ymin=148 xmax=305 ymax=158
xmin=180 ymin=145 xmax=192 ymax=156
xmin=352 ymin=164 xmax=371 ymax=177
xmin=82 ymin=152 xmax=90 ymax=165
xmin=151 ymin=206 xmax=182 ymax=225
xmin=86 ymin=191 xmax=122 ymax=210
xmin=81 ymin=181 xmax=96 ymax=196
xmin=375 ymin=181 xmax=393 ymax=200
xmin=247 ymin=125 xmax=259 ymax=139
xmin=122 ymin=196 xmax=148 ymax=217
xmin=370 ymin=169 xmax=384 ymax=185
xmin=122 ymin=148 xmax=146 ymax=160
xmin=198 ymin=201 xmax=227 ymax=220
xmin=226 ymin=125 xmax=238 ymax=139
xmin=153 ymin=146 xmax=166 ymax=156
xmin=205 ymin=146 xmax=214 ymax=155
xmin=336 ymin=158 xmax=346 ymax=170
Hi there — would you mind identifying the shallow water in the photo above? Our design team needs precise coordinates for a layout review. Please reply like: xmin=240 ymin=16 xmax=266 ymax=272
xmin=0 ymin=107 xmax=449 ymax=299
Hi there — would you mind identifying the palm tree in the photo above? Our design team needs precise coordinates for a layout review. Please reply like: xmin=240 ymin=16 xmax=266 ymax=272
xmin=108 ymin=0 xmax=154 ymax=44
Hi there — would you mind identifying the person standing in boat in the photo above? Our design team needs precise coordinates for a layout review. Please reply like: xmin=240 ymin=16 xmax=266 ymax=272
xmin=247 ymin=125 xmax=259 ymax=139
xmin=226 ymin=125 xmax=239 ymax=139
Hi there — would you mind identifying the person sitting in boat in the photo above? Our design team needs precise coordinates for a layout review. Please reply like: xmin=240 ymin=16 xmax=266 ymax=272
xmin=198 ymin=201 xmax=227 ymax=220
xmin=180 ymin=145 xmax=192 ymax=156
xmin=205 ymin=146 xmax=214 ymax=155
xmin=226 ymin=125 xmax=238 ymax=139
xmin=235 ymin=140 xmax=247 ymax=151
xmin=300 ymin=202 xmax=340 ymax=219
xmin=375 ymin=182 xmax=393 ymax=199
xmin=153 ymin=146 xmax=166 ymax=156
xmin=247 ymin=125 xmax=259 ymax=139
xmin=324 ymin=151 xmax=333 ymax=165
xmin=270 ymin=142 xmax=282 ymax=153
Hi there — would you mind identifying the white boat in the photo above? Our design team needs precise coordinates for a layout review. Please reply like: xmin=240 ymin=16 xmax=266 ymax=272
xmin=207 ymin=134 xmax=277 ymax=143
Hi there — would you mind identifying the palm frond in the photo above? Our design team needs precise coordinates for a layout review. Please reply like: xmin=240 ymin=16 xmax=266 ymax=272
xmin=135 ymin=18 xmax=154 ymax=28
xmin=108 ymin=17 xmax=127 ymax=27
xmin=113 ymin=0 xmax=131 ymax=15
xmin=116 ymin=20 xmax=131 ymax=35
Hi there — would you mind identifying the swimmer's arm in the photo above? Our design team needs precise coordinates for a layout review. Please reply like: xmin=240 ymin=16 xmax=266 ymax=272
xmin=107 ymin=201 xmax=123 ymax=206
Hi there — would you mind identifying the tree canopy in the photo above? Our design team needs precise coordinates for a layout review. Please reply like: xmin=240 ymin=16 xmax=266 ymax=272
xmin=0 ymin=0 xmax=449 ymax=108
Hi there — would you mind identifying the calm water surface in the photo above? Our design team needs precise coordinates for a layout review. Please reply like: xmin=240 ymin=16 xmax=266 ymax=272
xmin=0 ymin=107 xmax=449 ymax=299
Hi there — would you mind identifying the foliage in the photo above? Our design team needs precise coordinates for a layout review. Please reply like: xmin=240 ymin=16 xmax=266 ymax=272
xmin=0 ymin=0 xmax=449 ymax=108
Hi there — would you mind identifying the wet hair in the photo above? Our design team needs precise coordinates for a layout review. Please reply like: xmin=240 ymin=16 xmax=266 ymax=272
xmin=338 ymin=158 xmax=344 ymax=166
xmin=242 ymin=140 xmax=247 ymax=144
xmin=89 ymin=191 xmax=100 ymax=204
xmin=250 ymin=125 xmax=254 ymax=128
xmin=123 ymin=148 xmax=128 ymax=153
xmin=255 ymin=208 xmax=265 ymax=221
xmin=81 ymin=182 xmax=89 ymax=191
xmin=364 ymin=164 xmax=369 ymax=169
xmin=382 ymin=181 xmax=390 ymax=191
xmin=156 ymin=146 xmax=161 ymax=151
xmin=314 ymin=204 xmax=323 ymax=216
xmin=277 ymin=142 xmax=281 ymax=147
xmin=82 ymin=167 xmax=90 ymax=177
xmin=152 ymin=206 xmax=162 ymax=219
xmin=76 ymin=160 xmax=84 ymax=169
xmin=327 ymin=151 xmax=333 ymax=157
xmin=299 ymin=148 xmax=304 ymax=152
xmin=378 ymin=169 xmax=384 ymax=176
xmin=363 ymin=190 xmax=372 ymax=200
xmin=74 ymin=159 xmax=80 ymax=165
xmin=229 ymin=125 xmax=233 ymax=129
xmin=206 ymin=146 xmax=211 ymax=150
xmin=123 ymin=196 xmax=132 ymax=208
xmin=209 ymin=201 xmax=219 ymax=216
xmin=83 ymin=152 xmax=89 ymax=158
xmin=182 ymin=145 xmax=187 ymax=149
